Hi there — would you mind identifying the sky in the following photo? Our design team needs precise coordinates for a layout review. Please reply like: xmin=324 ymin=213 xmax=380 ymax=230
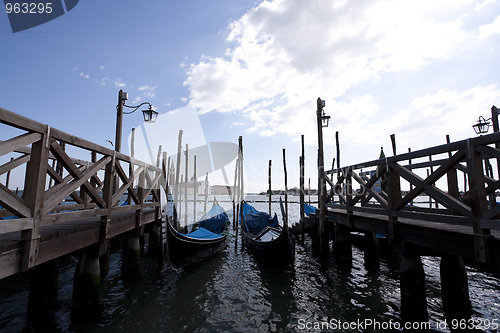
xmin=1 ymin=0 xmax=500 ymax=193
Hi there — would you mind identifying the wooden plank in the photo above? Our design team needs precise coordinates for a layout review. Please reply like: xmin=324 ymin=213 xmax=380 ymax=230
xmin=0 ymin=218 xmax=34 ymax=233
xmin=0 ymin=107 xmax=48 ymax=133
xmin=0 ymin=132 xmax=42 ymax=158
xmin=46 ymin=163 xmax=84 ymax=204
xmin=0 ymin=183 xmax=31 ymax=218
xmin=49 ymin=141 xmax=108 ymax=208
xmin=43 ymin=155 xmax=110 ymax=213
xmin=0 ymin=248 xmax=22 ymax=280
xmin=0 ymin=154 xmax=30 ymax=176
xmin=481 ymin=219 xmax=500 ymax=231
xmin=351 ymin=171 xmax=388 ymax=208
xmin=40 ymin=208 xmax=107 ymax=226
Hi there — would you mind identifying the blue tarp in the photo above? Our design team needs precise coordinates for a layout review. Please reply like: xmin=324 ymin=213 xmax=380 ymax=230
xmin=181 ymin=227 xmax=222 ymax=240
xmin=193 ymin=204 xmax=229 ymax=235
xmin=304 ymin=203 xmax=316 ymax=216
xmin=241 ymin=202 xmax=278 ymax=234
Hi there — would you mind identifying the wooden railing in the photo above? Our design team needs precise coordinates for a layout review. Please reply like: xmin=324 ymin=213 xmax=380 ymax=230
xmin=325 ymin=132 xmax=500 ymax=263
xmin=0 ymin=107 xmax=164 ymax=271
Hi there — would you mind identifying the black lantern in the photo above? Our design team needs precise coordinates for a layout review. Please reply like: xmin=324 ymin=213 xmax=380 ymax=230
xmin=142 ymin=105 xmax=158 ymax=123
xmin=472 ymin=116 xmax=490 ymax=134
xmin=321 ymin=111 xmax=331 ymax=127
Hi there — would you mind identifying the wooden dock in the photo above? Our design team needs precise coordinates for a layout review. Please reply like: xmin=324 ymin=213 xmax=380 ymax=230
xmin=0 ymin=106 xmax=165 ymax=280
xmin=320 ymin=131 xmax=500 ymax=266
xmin=294 ymin=101 xmax=500 ymax=325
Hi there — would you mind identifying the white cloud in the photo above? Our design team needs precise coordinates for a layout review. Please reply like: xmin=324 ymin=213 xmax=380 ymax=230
xmin=478 ymin=15 xmax=500 ymax=38
xmin=79 ymin=72 xmax=90 ymax=79
xmin=184 ymin=0 xmax=500 ymax=160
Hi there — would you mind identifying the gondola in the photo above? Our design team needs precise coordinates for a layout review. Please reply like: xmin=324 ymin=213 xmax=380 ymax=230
xmin=166 ymin=202 xmax=229 ymax=268
xmin=239 ymin=201 xmax=295 ymax=261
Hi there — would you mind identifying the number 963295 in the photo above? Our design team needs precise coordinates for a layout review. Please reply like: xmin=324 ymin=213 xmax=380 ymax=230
xmin=5 ymin=2 xmax=53 ymax=14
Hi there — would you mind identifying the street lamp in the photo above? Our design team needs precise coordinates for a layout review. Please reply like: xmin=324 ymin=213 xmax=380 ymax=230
xmin=472 ymin=116 xmax=491 ymax=134
xmin=319 ymin=99 xmax=330 ymax=127
xmin=115 ymin=89 xmax=158 ymax=152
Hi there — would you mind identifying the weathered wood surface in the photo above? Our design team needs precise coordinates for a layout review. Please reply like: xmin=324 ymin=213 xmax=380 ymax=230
xmin=0 ymin=106 xmax=163 ymax=279
xmin=324 ymin=130 xmax=500 ymax=266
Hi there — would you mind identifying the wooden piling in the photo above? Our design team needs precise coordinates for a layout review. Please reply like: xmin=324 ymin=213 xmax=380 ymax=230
xmin=333 ymin=224 xmax=352 ymax=269
xmin=239 ymin=136 xmax=244 ymax=251
xmin=268 ymin=159 xmax=272 ymax=215
xmin=122 ymin=229 xmax=141 ymax=278
xmin=440 ymin=254 xmax=471 ymax=326
xmin=184 ymin=143 xmax=189 ymax=230
xmin=299 ymin=135 xmax=305 ymax=245
xmin=193 ymin=155 xmax=197 ymax=222
xmin=282 ymin=148 xmax=288 ymax=227
xmin=72 ymin=244 xmax=101 ymax=320
xmin=363 ymin=232 xmax=380 ymax=272
xmin=399 ymin=246 xmax=428 ymax=324
xmin=317 ymin=98 xmax=328 ymax=256
xmin=28 ymin=258 xmax=59 ymax=324
xmin=204 ymin=172 xmax=209 ymax=215
xmin=174 ymin=130 xmax=183 ymax=229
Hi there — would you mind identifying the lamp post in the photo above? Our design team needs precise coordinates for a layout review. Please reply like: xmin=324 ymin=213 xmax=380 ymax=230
xmin=472 ymin=106 xmax=500 ymax=207
xmin=316 ymin=97 xmax=329 ymax=256
xmin=115 ymin=89 xmax=158 ymax=153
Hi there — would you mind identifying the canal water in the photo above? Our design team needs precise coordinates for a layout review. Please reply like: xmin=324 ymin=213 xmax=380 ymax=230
xmin=0 ymin=195 xmax=499 ymax=332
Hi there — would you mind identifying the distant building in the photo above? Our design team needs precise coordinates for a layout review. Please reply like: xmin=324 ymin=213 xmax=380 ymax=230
xmin=210 ymin=185 xmax=236 ymax=195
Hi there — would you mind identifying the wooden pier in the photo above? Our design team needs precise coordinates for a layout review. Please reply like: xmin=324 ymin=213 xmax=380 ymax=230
xmin=0 ymin=106 xmax=168 ymax=319
xmin=295 ymin=100 xmax=500 ymax=325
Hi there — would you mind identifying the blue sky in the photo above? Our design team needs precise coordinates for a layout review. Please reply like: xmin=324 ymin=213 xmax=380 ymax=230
xmin=1 ymin=0 xmax=500 ymax=192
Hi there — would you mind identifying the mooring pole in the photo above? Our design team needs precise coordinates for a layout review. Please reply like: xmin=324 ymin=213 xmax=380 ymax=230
xmin=174 ymin=130 xmax=183 ymax=229
xmin=204 ymin=172 xmax=209 ymax=215
xmin=300 ymin=135 xmax=305 ymax=245
xmin=283 ymin=148 xmax=288 ymax=228
xmin=184 ymin=144 xmax=189 ymax=231
xmin=193 ymin=155 xmax=197 ymax=223
xmin=316 ymin=97 xmax=328 ymax=256
xmin=238 ymin=136 xmax=245 ymax=252
xmin=268 ymin=160 xmax=272 ymax=215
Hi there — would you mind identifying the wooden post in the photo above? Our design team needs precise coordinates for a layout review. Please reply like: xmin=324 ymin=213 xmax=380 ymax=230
xmin=308 ymin=178 xmax=311 ymax=204
xmin=234 ymin=151 xmax=240 ymax=251
xmin=156 ymin=145 xmax=162 ymax=168
xmin=283 ymin=148 xmax=288 ymax=228
xmin=300 ymin=135 xmax=305 ymax=245
xmin=21 ymin=125 xmax=50 ymax=271
xmin=390 ymin=133 xmax=396 ymax=155
xmin=336 ymin=131 xmax=340 ymax=173
xmin=317 ymin=98 xmax=328 ymax=256
xmin=128 ymin=128 xmax=135 ymax=206
xmin=184 ymin=144 xmax=189 ymax=230
xmin=400 ymin=245 xmax=428 ymax=324
xmin=72 ymin=244 xmax=101 ymax=320
xmin=363 ymin=232 xmax=380 ymax=272
xmin=233 ymin=159 xmax=239 ymax=229
xmin=334 ymin=224 xmax=352 ymax=269
xmin=193 ymin=155 xmax=197 ymax=223
xmin=174 ymin=130 xmax=183 ymax=228
xmin=204 ymin=172 xmax=209 ymax=215
xmin=239 ymin=136 xmax=244 ymax=252
xmin=28 ymin=259 xmax=59 ymax=324
xmin=268 ymin=160 xmax=272 ymax=215
xmin=408 ymin=148 xmax=413 ymax=206
xmin=440 ymin=254 xmax=471 ymax=326
xmin=466 ymin=138 xmax=490 ymax=263
xmin=122 ymin=228 xmax=141 ymax=278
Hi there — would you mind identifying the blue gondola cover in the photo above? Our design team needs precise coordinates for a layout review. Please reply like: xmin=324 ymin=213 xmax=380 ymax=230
xmin=241 ymin=202 xmax=278 ymax=234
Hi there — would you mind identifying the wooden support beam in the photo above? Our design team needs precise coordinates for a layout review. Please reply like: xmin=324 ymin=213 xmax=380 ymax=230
xmin=21 ymin=126 xmax=50 ymax=271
